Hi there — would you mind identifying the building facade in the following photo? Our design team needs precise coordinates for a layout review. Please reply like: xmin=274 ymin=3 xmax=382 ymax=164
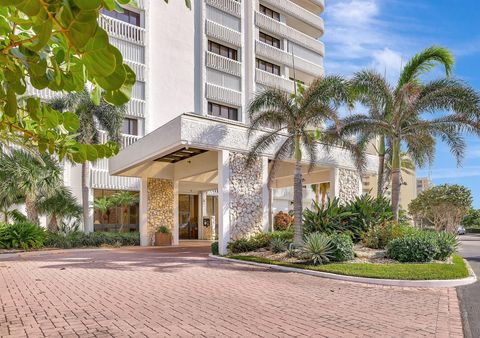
xmin=28 ymin=0 xmax=379 ymax=253
xmin=416 ymin=177 xmax=433 ymax=195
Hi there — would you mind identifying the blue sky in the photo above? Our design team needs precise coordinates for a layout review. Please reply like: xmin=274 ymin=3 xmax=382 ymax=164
xmin=322 ymin=0 xmax=480 ymax=207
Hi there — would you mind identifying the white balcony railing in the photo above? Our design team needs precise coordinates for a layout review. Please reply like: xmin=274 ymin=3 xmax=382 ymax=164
xmin=255 ymin=11 xmax=325 ymax=56
xmin=25 ymin=85 xmax=60 ymax=102
xmin=126 ymin=98 xmax=146 ymax=118
xmin=205 ymin=20 xmax=242 ymax=47
xmin=255 ymin=41 xmax=324 ymax=77
xmin=255 ymin=69 xmax=295 ymax=93
xmin=205 ymin=51 xmax=242 ymax=77
xmin=262 ymin=0 xmax=324 ymax=33
xmin=98 ymin=130 xmax=141 ymax=149
xmin=99 ymin=15 xmax=145 ymax=45
xmin=205 ymin=83 xmax=242 ymax=107
xmin=205 ymin=0 xmax=241 ymax=17
xmin=91 ymin=168 xmax=140 ymax=190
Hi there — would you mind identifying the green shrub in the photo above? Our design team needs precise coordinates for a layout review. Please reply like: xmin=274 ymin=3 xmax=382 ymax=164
xmin=387 ymin=233 xmax=438 ymax=262
xmin=270 ymin=237 xmax=287 ymax=253
xmin=269 ymin=229 xmax=294 ymax=242
xmin=329 ymin=233 xmax=354 ymax=262
xmin=301 ymin=232 xmax=334 ymax=265
xmin=430 ymin=232 xmax=459 ymax=261
xmin=0 ymin=222 xmax=45 ymax=250
xmin=227 ymin=233 xmax=270 ymax=253
xmin=44 ymin=231 xmax=140 ymax=248
xmin=303 ymin=198 xmax=353 ymax=236
xmin=362 ymin=221 xmax=409 ymax=249
xmin=211 ymin=241 xmax=219 ymax=255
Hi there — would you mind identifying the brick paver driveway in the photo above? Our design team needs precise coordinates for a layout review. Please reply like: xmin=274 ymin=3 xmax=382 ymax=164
xmin=0 ymin=245 xmax=463 ymax=337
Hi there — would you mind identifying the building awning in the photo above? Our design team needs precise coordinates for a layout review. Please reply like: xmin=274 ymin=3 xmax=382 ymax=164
xmin=109 ymin=113 xmax=378 ymax=178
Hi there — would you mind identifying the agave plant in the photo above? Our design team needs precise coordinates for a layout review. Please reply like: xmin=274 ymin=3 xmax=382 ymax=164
xmin=301 ymin=232 xmax=334 ymax=265
xmin=303 ymin=197 xmax=354 ymax=236
xmin=270 ymin=237 xmax=288 ymax=253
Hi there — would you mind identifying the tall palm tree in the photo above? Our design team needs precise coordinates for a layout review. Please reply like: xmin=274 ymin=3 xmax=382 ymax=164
xmin=110 ymin=191 xmax=139 ymax=231
xmin=50 ymin=89 xmax=126 ymax=232
xmin=36 ymin=186 xmax=82 ymax=232
xmin=247 ymin=78 xmax=365 ymax=246
xmin=342 ymin=46 xmax=480 ymax=219
xmin=0 ymin=150 xmax=62 ymax=224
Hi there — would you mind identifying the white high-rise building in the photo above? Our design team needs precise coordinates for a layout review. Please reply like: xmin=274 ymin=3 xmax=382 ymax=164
xmin=28 ymin=0 xmax=379 ymax=253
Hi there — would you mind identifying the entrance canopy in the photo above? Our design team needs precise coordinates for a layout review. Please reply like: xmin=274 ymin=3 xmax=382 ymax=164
xmin=109 ymin=113 xmax=378 ymax=254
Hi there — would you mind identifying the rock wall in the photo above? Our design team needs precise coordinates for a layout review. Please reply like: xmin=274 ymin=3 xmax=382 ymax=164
xmin=338 ymin=168 xmax=362 ymax=203
xmin=229 ymin=153 xmax=264 ymax=240
xmin=147 ymin=178 xmax=174 ymax=244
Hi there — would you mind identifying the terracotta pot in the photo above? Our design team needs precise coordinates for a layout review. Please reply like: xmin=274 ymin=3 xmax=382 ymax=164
xmin=155 ymin=232 xmax=172 ymax=246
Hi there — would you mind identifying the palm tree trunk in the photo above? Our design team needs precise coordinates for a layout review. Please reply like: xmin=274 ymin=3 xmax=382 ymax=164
xmin=47 ymin=214 xmax=58 ymax=232
xmin=82 ymin=162 xmax=91 ymax=232
xmin=3 ymin=211 xmax=8 ymax=224
xmin=391 ymin=139 xmax=401 ymax=220
xmin=25 ymin=195 xmax=39 ymax=224
xmin=293 ymin=136 xmax=303 ymax=247
xmin=377 ymin=135 xmax=385 ymax=198
xmin=315 ymin=185 xmax=320 ymax=204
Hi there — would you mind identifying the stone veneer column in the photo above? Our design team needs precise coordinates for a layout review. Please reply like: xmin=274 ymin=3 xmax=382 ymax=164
xmin=330 ymin=168 xmax=362 ymax=203
xmin=146 ymin=178 xmax=174 ymax=246
xmin=229 ymin=152 xmax=265 ymax=240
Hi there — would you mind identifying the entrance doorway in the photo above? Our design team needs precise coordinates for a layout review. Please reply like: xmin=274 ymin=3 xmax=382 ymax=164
xmin=179 ymin=194 xmax=198 ymax=239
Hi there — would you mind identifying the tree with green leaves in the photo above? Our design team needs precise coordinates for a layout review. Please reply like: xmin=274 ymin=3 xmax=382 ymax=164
xmin=341 ymin=46 xmax=480 ymax=219
xmin=110 ymin=191 xmax=139 ymax=231
xmin=49 ymin=89 xmax=125 ymax=231
xmin=247 ymin=79 xmax=365 ymax=246
xmin=93 ymin=196 xmax=114 ymax=225
xmin=409 ymin=184 xmax=472 ymax=233
xmin=0 ymin=149 xmax=62 ymax=224
xmin=462 ymin=209 xmax=480 ymax=229
xmin=36 ymin=186 xmax=82 ymax=232
xmin=0 ymin=0 xmax=149 ymax=160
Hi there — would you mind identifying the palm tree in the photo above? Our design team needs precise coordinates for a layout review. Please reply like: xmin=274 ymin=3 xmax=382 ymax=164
xmin=110 ymin=191 xmax=139 ymax=231
xmin=247 ymin=78 xmax=365 ymax=246
xmin=0 ymin=150 xmax=62 ymax=224
xmin=0 ymin=190 xmax=23 ymax=224
xmin=93 ymin=196 xmax=114 ymax=225
xmin=342 ymin=46 xmax=480 ymax=219
xmin=36 ymin=186 xmax=82 ymax=232
xmin=50 ymin=89 xmax=126 ymax=232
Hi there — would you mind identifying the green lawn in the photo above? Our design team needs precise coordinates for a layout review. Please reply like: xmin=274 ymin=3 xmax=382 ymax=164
xmin=226 ymin=254 xmax=469 ymax=280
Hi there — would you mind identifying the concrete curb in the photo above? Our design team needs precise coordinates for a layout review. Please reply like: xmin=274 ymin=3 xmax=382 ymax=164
xmin=210 ymin=254 xmax=477 ymax=288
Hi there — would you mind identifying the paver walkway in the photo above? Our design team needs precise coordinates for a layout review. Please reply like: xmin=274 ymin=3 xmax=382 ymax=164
xmin=0 ymin=245 xmax=463 ymax=337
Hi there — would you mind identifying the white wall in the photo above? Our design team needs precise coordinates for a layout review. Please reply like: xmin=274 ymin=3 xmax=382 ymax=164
xmin=146 ymin=0 xmax=196 ymax=132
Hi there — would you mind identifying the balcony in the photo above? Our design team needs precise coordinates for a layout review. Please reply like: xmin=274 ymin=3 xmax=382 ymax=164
xmin=261 ymin=0 xmax=324 ymax=34
xmin=255 ymin=41 xmax=324 ymax=77
xmin=255 ymin=11 xmax=325 ymax=56
xmin=205 ymin=20 xmax=242 ymax=47
xmin=205 ymin=0 xmax=241 ymax=18
xmin=205 ymin=83 xmax=242 ymax=106
xmin=206 ymin=51 xmax=242 ymax=77
xmin=255 ymin=69 xmax=295 ymax=93
xmin=126 ymin=98 xmax=145 ymax=118
xmin=91 ymin=168 xmax=140 ymax=190
xmin=98 ymin=130 xmax=142 ymax=149
xmin=99 ymin=15 xmax=145 ymax=45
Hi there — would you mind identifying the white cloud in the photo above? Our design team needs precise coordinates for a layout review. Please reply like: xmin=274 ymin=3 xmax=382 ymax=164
xmin=371 ymin=48 xmax=403 ymax=82
xmin=327 ymin=0 xmax=379 ymax=25
xmin=418 ymin=167 xmax=480 ymax=180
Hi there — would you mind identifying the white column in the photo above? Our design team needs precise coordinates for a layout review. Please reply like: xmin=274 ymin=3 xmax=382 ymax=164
xmin=85 ymin=188 xmax=94 ymax=233
xmin=173 ymin=180 xmax=179 ymax=246
xmin=261 ymin=156 xmax=270 ymax=232
xmin=329 ymin=167 xmax=340 ymax=199
xmin=197 ymin=192 xmax=203 ymax=240
xmin=217 ymin=150 xmax=230 ymax=255
xmin=139 ymin=177 xmax=149 ymax=246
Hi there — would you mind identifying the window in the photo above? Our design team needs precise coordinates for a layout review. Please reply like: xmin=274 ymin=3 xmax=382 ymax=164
xmin=260 ymin=4 xmax=280 ymax=21
xmin=101 ymin=8 xmax=141 ymax=26
xmin=122 ymin=118 xmax=138 ymax=135
xmin=208 ymin=102 xmax=238 ymax=121
xmin=256 ymin=59 xmax=280 ymax=76
xmin=208 ymin=41 xmax=238 ymax=61
xmin=93 ymin=189 xmax=139 ymax=232
xmin=259 ymin=32 xmax=280 ymax=49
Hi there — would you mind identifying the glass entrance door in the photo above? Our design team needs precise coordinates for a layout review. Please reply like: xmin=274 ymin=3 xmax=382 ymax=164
xmin=179 ymin=194 xmax=199 ymax=239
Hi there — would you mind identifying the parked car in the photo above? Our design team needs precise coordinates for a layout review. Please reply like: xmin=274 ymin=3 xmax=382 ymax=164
xmin=457 ymin=226 xmax=466 ymax=235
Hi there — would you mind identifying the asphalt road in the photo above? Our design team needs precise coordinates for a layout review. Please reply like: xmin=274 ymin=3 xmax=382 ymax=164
xmin=458 ymin=234 xmax=480 ymax=338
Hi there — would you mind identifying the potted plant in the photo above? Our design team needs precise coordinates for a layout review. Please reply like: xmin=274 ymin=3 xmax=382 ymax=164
xmin=155 ymin=226 xmax=172 ymax=246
